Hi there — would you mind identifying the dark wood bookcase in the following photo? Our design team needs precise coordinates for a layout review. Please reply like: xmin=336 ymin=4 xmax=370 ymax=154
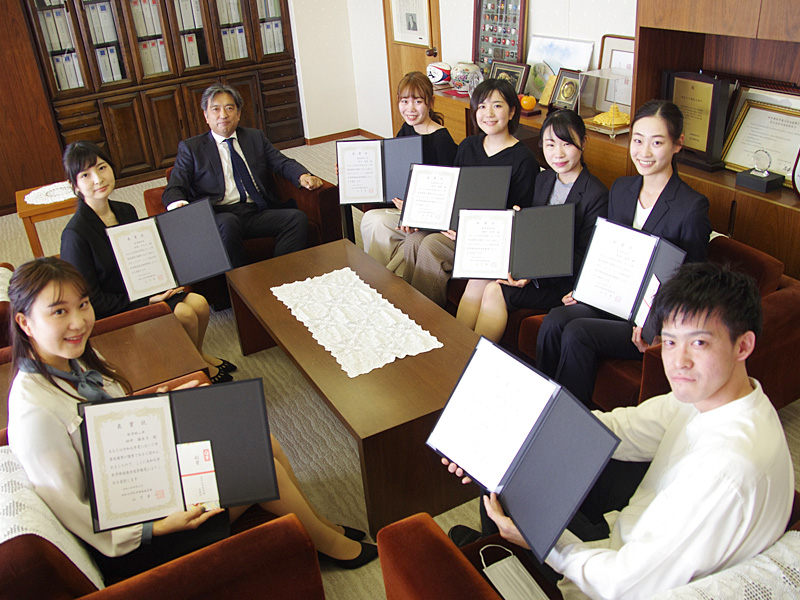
xmin=1 ymin=0 xmax=304 ymax=215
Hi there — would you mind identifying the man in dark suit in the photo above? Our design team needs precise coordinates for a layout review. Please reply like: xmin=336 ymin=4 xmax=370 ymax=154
xmin=163 ymin=83 xmax=323 ymax=267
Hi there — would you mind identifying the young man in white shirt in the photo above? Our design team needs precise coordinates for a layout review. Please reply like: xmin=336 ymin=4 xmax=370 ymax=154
xmin=448 ymin=262 xmax=794 ymax=599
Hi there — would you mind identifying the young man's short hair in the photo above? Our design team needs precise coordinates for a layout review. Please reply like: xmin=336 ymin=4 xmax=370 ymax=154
xmin=653 ymin=262 xmax=762 ymax=341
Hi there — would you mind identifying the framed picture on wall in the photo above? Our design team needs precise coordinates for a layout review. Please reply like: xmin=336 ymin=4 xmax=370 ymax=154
xmin=390 ymin=0 xmax=430 ymax=47
xmin=524 ymin=35 xmax=594 ymax=99
xmin=489 ymin=60 xmax=531 ymax=95
xmin=550 ymin=68 xmax=581 ymax=111
xmin=472 ymin=0 xmax=528 ymax=77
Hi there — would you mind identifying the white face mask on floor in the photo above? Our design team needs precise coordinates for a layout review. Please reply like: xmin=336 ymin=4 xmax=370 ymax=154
xmin=481 ymin=544 xmax=550 ymax=600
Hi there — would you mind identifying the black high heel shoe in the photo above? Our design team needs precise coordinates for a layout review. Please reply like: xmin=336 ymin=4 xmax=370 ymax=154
xmin=340 ymin=525 xmax=367 ymax=542
xmin=318 ymin=542 xmax=378 ymax=569
xmin=216 ymin=359 xmax=238 ymax=373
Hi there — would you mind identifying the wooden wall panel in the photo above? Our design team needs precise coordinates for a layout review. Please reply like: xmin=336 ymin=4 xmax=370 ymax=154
xmin=757 ymin=0 xmax=800 ymax=43
xmin=0 ymin=1 xmax=63 ymax=215
xmin=637 ymin=0 xmax=759 ymax=38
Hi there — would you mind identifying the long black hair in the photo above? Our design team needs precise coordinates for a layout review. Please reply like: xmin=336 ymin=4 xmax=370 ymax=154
xmin=9 ymin=257 xmax=131 ymax=397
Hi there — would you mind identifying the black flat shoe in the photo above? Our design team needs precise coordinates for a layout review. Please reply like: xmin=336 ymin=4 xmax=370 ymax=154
xmin=448 ymin=525 xmax=482 ymax=548
xmin=318 ymin=542 xmax=378 ymax=569
xmin=216 ymin=359 xmax=238 ymax=373
xmin=340 ymin=525 xmax=367 ymax=542
xmin=210 ymin=370 xmax=233 ymax=385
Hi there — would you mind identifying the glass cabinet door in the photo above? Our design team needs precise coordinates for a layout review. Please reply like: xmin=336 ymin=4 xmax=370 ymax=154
xmin=125 ymin=0 xmax=174 ymax=79
xmin=30 ymin=0 xmax=91 ymax=94
xmin=252 ymin=0 xmax=285 ymax=60
xmin=167 ymin=0 xmax=213 ymax=73
xmin=79 ymin=0 xmax=132 ymax=86
xmin=214 ymin=0 xmax=253 ymax=64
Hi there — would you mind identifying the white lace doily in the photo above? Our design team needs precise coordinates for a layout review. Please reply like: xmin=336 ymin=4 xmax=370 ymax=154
xmin=23 ymin=181 xmax=76 ymax=205
xmin=271 ymin=267 xmax=443 ymax=377
xmin=649 ymin=531 xmax=800 ymax=599
xmin=0 ymin=447 xmax=104 ymax=589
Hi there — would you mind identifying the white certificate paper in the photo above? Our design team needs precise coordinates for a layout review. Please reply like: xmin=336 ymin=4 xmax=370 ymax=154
xmin=401 ymin=164 xmax=460 ymax=231
xmin=107 ymin=219 xmax=177 ymax=301
xmin=337 ymin=140 xmax=384 ymax=204
xmin=574 ymin=219 xmax=657 ymax=320
xmin=427 ymin=338 xmax=555 ymax=492
xmin=453 ymin=209 xmax=514 ymax=279
xmin=83 ymin=395 xmax=183 ymax=531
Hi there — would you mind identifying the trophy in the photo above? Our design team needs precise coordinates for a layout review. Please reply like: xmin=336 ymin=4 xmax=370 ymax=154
xmin=735 ymin=149 xmax=784 ymax=193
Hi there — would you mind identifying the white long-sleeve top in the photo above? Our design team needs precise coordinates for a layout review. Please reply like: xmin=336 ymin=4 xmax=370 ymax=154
xmin=546 ymin=380 xmax=794 ymax=600
xmin=8 ymin=369 xmax=144 ymax=557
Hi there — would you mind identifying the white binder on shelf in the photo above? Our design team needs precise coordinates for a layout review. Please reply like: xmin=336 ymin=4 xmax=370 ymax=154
xmin=176 ymin=0 xmax=194 ymax=30
xmin=139 ymin=0 xmax=156 ymax=36
xmin=139 ymin=41 xmax=154 ymax=76
xmin=87 ymin=4 xmax=105 ymax=44
xmin=107 ymin=47 xmax=122 ymax=81
xmin=227 ymin=0 xmax=241 ymax=23
xmin=183 ymin=34 xmax=200 ymax=67
xmin=256 ymin=0 xmax=265 ymax=20
xmin=96 ymin=48 xmax=114 ymax=83
xmin=236 ymin=26 xmax=247 ymax=59
xmin=63 ymin=52 xmax=79 ymax=88
xmin=71 ymin=52 xmax=84 ymax=87
xmin=149 ymin=41 xmax=163 ymax=73
xmin=53 ymin=9 xmax=74 ymax=51
xmin=39 ymin=11 xmax=57 ymax=51
xmin=129 ymin=0 xmax=147 ymax=37
xmin=272 ymin=21 xmax=283 ymax=52
xmin=150 ymin=0 xmax=162 ymax=34
xmin=262 ymin=22 xmax=275 ymax=54
xmin=157 ymin=39 xmax=169 ymax=72
xmin=52 ymin=56 xmax=69 ymax=90
xmin=217 ymin=0 xmax=230 ymax=24
xmin=97 ymin=2 xmax=118 ymax=43
xmin=190 ymin=0 xmax=203 ymax=27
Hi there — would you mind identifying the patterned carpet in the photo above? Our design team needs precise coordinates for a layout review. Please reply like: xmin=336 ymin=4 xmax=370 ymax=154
xmin=3 ymin=140 xmax=798 ymax=598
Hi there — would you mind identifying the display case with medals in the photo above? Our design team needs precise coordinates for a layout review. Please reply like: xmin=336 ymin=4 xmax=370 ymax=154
xmin=472 ymin=0 xmax=527 ymax=77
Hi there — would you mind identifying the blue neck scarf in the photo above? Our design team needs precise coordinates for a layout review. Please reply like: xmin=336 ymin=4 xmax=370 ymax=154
xmin=17 ymin=357 xmax=113 ymax=402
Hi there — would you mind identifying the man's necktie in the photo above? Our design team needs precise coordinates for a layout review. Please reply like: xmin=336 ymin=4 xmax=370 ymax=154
xmin=224 ymin=137 xmax=268 ymax=210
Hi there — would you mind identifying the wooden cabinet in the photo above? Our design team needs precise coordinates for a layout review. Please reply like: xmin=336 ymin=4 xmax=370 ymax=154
xmin=19 ymin=0 xmax=304 ymax=191
xmin=633 ymin=0 xmax=800 ymax=277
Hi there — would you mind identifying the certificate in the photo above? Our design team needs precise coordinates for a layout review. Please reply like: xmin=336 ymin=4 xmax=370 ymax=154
xmin=673 ymin=76 xmax=713 ymax=153
xmin=453 ymin=210 xmax=514 ymax=280
xmin=573 ymin=218 xmax=686 ymax=343
xmin=401 ymin=165 xmax=460 ymax=230
xmin=723 ymin=101 xmax=800 ymax=186
xmin=336 ymin=140 xmax=383 ymax=204
xmin=82 ymin=395 xmax=183 ymax=531
xmin=107 ymin=219 xmax=177 ymax=301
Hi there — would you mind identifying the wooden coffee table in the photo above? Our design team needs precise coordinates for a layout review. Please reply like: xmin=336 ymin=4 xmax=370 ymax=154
xmin=227 ymin=239 xmax=480 ymax=535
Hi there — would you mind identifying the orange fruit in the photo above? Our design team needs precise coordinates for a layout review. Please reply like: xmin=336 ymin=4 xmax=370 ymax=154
xmin=520 ymin=95 xmax=537 ymax=111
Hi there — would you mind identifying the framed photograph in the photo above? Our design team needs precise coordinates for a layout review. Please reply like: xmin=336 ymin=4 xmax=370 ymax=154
xmin=390 ymin=0 xmax=430 ymax=47
xmin=722 ymin=100 xmax=800 ymax=187
xmin=488 ymin=60 xmax=531 ymax=95
xmin=472 ymin=0 xmax=528 ymax=77
xmin=524 ymin=35 xmax=594 ymax=99
xmin=551 ymin=68 xmax=581 ymax=111
xmin=793 ymin=148 xmax=800 ymax=199
xmin=598 ymin=34 xmax=634 ymax=109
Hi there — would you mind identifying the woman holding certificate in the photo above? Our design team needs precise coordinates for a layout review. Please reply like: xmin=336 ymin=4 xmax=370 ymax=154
xmin=59 ymin=141 xmax=234 ymax=384
xmin=6 ymin=258 xmax=378 ymax=580
xmin=402 ymin=78 xmax=539 ymax=307
xmin=359 ymin=71 xmax=458 ymax=275
xmin=456 ymin=109 xmax=609 ymax=342
xmin=536 ymin=100 xmax=711 ymax=408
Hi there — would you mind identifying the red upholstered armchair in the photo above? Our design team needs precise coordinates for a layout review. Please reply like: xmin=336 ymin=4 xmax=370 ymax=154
xmin=514 ymin=236 xmax=800 ymax=411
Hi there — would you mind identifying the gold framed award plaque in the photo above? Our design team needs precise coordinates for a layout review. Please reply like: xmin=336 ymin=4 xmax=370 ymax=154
xmin=551 ymin=68 xmax=581 ymax=111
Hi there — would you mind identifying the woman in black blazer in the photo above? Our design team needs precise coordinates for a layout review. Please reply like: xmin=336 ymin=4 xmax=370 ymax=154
xmin=60 ymin=141 xmax=235 ymax=384
xmin=457 ymin=109 xmax=608 ymax=342
xmin=536 ymin=101 xmax=711 ymax=407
